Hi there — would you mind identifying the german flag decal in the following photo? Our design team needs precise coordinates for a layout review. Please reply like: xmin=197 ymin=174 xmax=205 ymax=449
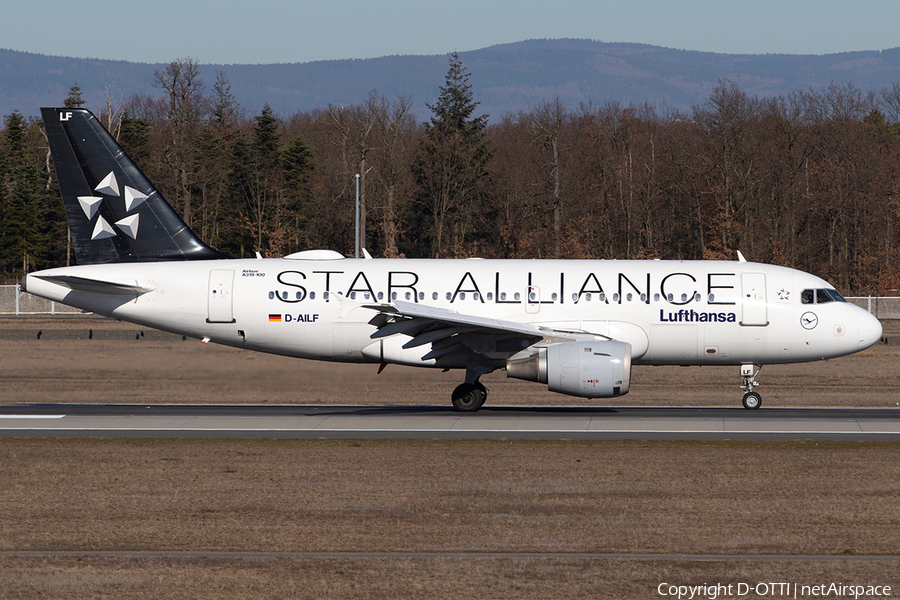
xmin=268 ymin=314 xmax=282 ymax=322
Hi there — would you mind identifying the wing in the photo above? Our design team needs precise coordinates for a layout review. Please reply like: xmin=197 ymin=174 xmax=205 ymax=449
xmin=363 ymin=299 xmax=604 ymax=362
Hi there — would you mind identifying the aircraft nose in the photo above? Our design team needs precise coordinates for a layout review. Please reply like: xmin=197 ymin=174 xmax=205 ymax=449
xmin=858 ymin=310 xmax=883 ymax=351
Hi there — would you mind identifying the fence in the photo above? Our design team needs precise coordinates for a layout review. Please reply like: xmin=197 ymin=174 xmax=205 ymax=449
xmin=2 ymin=283 xmax=898 ymax=319
xmin=845 ymin=297 xmax=900 ymax=320
xmin=0 ymin=284 xmax=86 ymax=315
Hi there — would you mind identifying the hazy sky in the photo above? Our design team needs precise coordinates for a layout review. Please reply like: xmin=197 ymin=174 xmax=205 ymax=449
xmin=4 ymin=0 xmax=899 ymax=64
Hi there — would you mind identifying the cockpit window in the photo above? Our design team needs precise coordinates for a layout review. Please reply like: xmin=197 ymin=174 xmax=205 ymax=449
xmin=827 ymin=289 xmax=846 ymax=302
xmin=801 ymin=288 xmax=847 ymax=304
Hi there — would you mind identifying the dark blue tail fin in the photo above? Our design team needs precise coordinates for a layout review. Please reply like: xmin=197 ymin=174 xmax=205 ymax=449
xmin=41 ymin=107 xmax=230 ymax=264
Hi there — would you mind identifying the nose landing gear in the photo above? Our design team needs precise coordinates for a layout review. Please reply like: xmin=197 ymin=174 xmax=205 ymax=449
xmin=740 ymin=364 xmax=762 ymax=409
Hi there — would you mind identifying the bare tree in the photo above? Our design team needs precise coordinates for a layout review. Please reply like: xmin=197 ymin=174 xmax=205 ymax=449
xmin=328 ymin=101 xmax=376 ymax=253
xmin=153 ymin=58 xmax=205 ymax=226
xmin=523 ymin=97 xmax=568 ymax=258
xmin=369 ymin=92 xmax=415 ymax=257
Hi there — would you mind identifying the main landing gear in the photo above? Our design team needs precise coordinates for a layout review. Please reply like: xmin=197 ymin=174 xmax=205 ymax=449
xmin=451 ymin=354 xmax=493 ymax=412
xmin=740 ymin=364 xmax=762 ymax=409
xmin=451 ymin=380 xmax=488 ymax=411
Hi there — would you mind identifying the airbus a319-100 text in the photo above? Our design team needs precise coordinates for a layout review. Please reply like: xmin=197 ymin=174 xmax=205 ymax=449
xmin=23 ymin=108 xmax=883 ymax=411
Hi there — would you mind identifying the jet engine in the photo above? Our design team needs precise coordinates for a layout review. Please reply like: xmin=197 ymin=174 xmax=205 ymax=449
xmin=506 ymin=340 xmax=632 ymax=398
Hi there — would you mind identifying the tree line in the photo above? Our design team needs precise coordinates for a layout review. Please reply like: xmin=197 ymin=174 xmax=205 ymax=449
xmin=2 ymin=54 xmax=900 ymax=295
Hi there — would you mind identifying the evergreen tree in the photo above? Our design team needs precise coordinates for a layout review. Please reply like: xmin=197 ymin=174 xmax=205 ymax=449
xmin=119 ymin=110 xmax=152 ymax=167
xmin=0 ymin=112 xmax=48 ymax=275
xmin=281 ymin=134 xmax=319 ymax=251
xmin=411 ymin=53 xmax=492 ymax=257
xmin=211 ymin=71 xmax=239 ymax=134
xmin=63 ymin=82 xmax=86 ymax=108
xmin=223 ymin=132 xmax=256 ymax=256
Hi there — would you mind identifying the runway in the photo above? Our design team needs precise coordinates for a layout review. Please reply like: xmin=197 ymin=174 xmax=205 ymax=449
xmin=2 ymin=404 xmax=900 ymax=440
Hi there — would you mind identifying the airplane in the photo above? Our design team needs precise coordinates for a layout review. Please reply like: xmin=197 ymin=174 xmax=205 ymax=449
xmin=23 ymin=108 xmax=883 ymax=411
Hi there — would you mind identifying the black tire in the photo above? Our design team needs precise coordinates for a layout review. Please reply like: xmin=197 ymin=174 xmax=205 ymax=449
xmin=474 ymin=381 xmax=488 ymax=409
xmin=742 ymin=391 xmax=762 ymax=410
xmin=452 ymin=383 xmax=486 ymax=412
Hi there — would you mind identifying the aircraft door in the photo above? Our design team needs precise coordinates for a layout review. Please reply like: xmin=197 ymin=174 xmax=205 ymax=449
xmin=208 ymin=269 xmax=235 ymax=323
xmin=525 ymin=286 xmax=540 ymax=314
xmin=740 ymin=273 xmax=768 ymax=326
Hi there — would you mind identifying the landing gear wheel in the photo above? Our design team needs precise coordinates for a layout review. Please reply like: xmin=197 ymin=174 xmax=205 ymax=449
xmin=739 ymin=364 xmax=762 ymax=409
xmin=451 ymin=381 xmax=487 ymax=412
xmin=742 ymin=391 xmax=762 ymax=410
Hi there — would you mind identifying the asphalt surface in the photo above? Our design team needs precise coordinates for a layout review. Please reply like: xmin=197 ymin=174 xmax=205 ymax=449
xmin=2 ymin=404 xmax=900 ymax=440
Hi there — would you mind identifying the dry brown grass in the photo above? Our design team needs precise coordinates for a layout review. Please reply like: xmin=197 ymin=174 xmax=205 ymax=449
xmin=1 ymin=555 xmax=898 ymax=600
xmin=0 ymin=317 xmax=898 ymax=408
xmin=1 ymin=438 xmax=899 ymax=598
xmin=1 ymin=318 xmax=899 ymax=597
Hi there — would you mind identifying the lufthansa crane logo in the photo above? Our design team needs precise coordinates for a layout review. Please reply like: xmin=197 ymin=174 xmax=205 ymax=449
xmin=800 ymin=311 xmax=818 ymax=330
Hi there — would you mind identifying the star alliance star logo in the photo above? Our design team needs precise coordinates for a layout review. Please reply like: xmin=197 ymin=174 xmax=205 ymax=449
xmin=777 ymin=288 xmax=790 ymax=301
xmin=77 ymin=171 xmax=145 ymax=241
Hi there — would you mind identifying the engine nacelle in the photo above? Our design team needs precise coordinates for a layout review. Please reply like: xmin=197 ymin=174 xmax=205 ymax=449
xmin=506 ymin=340 xmax=632 ymax=398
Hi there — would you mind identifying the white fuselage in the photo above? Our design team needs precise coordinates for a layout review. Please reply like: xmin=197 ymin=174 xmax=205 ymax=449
xmin=24 ymin=257 xmax=882 ymax=370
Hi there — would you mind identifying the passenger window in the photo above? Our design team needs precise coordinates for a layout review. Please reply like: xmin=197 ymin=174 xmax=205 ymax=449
xmin=446 ymin=292 xmax=452 ymax=300
xmin=501 ymin=292 xmax=507 ymax=301
xmin=487 ymin=292 xmax=493 ymax=301
xmin=599 ymin=293 xmax=606 ymax=302
xmin=474 ymin=292 xmax=480 ymax=301
xmin=459 ymin=292 xmax=466 ymax=300
xmin=310 ymin=292 xmax=316 ymax=300
xmin=391 ymin=292 xmax=397 ymax=300
xmin=613 ymin=293 xmax=620 ymax=302
xmin=801 ymin=289 xmax=814 ymax=304
xmin=378 ymin=292 xmax=383 ymax=300
xmin=268 ymin=291 xmax=274 ymax=299
xmin=405 ymin=292 xmax=411 ymax=300
xmin=514 ymin=292 xmax=521 ymax=301
xmin=626 ymin=293 xmax=633 ymax=302
xmin=432 ymin=292 xmax=438 ymax=300
xmin=654 ymin=293 xmax=660 ymax=302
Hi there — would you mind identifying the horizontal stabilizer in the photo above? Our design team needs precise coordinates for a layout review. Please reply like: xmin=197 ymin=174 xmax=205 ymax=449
xmin=34 ymin=275 xmax=155 ymax=296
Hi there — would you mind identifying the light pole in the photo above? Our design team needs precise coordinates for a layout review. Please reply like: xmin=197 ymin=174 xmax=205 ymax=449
xmin=354 ymin=173 xmax=360 ymax=259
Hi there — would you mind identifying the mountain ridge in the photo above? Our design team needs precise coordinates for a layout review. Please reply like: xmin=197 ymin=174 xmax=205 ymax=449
xmin=3 ymin=39 xmax=900 ymax=121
